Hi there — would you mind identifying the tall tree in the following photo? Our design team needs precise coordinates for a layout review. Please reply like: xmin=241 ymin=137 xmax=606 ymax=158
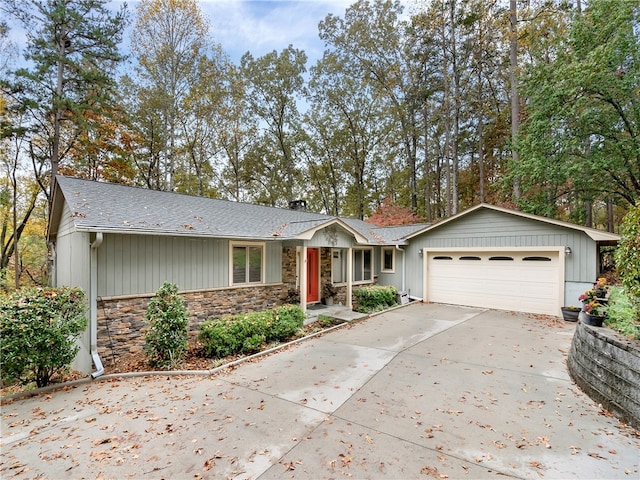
xmin=130 ymin=0 xmax=210 ymax=192
xmin=306 ymin=50 xmax=391 ymax=218
xmin=517 ymin=0 xmax=640 ymax=220
xmin=3 ymin=0 xmax=128 ymax=199
xmin=240 ymin=46 xmax=307 ymax=206
xmin=319 ymin=0 xmax=424 ymax=214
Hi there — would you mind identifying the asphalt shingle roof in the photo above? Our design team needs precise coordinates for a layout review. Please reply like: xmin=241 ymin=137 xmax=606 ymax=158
xmin=51 ymin=177 xmax=422 ymax=245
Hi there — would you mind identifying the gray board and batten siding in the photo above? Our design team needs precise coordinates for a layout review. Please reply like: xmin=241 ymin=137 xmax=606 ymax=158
xmin=96 ymin=233 xmax=283 ymax=298
xmin=404 ymin=208 xmax=599 ymax=306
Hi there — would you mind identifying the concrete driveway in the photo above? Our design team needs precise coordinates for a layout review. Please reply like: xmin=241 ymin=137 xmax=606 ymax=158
xmin=2 ymin=303 xmax=639 ymax=479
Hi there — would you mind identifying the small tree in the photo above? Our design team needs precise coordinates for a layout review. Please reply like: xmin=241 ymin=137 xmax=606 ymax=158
xmin=144 ymin=282 xmax=189 ymax=369
xmin=0 ymin=287 xmax=87 ymax=387
xmin=614 ymin=203 xmax=640 ymax=316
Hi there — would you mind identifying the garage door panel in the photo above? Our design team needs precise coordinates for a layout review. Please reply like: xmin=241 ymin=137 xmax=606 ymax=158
xmin=427 ymin=251 xmax=561 ymax=316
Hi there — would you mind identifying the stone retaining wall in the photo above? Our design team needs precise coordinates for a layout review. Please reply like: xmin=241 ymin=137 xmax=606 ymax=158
xmin=97 ymin=284 xmax=290 ymax=359
xmin=567 ymin=319 xmax=640 ymax=429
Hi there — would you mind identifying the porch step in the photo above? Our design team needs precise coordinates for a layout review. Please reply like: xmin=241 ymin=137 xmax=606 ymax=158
xmin=304 ymin=305 xmax=368 ymax=325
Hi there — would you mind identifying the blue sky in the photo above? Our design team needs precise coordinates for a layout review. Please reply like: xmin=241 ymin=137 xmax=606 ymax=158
xmin=3 ymin=0 xmax=353 ymax=69
xmin=197 ymin=0 xmax=354 ymax=64
xmin=5 ymin=0 xmax=416 ymax=70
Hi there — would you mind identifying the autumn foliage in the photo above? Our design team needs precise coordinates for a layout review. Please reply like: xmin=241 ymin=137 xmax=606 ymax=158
xmin=366 ymin=198 xmax=418 ymax=227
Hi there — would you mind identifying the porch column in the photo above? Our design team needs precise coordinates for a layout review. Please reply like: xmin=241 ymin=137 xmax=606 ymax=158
xmin=300 ymin=245 xmax=307 ymax=314
xmin=346 ymin=246 xmax=353 ymax=309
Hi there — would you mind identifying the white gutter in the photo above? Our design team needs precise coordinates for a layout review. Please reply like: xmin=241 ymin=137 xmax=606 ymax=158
xmin=395 ymin=245 xmax=406 ymax=293
xmin=90 ymin=232 xmax=104 ymax=379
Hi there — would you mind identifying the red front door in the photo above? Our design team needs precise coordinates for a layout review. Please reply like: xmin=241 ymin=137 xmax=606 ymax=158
xmin=307 ymin=248 xmax=320 ymax=303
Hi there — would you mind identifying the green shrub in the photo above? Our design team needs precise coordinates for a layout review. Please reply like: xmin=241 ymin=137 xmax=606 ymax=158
xmin=0 ymin=287 xmax=88 ymax=387
xmin=269 ymin=304 xmax=305 ymax=341
xmin=198 ymin=317 xmax=239 ymax=357
xmin=605 ymin=286 xmax=639 ymax=339
xmin=243 ymin=334 xmax=267 ymax=354
xmin=615 ymin=202 xmax=640 ymax=320
xmin=199 ymin=305 xmax=304 ymax=358
xmin=354 ymin=285 xmax=398 ymax=313
xmin=144 ymin=282 xmax=189 ymax=369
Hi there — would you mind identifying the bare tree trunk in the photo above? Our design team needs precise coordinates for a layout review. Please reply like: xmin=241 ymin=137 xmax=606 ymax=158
xmin=509 ymin=0 xmax=521 ymax=200
xmin=12 ymin=165 xmax=19 ymax=289
xmin=441 ymin=7 xmax=452 ymax=217
xmin=52 ymin=25 xmax=66 ymax=191
xmin=450 ymin=0 xmax=460 ymax=215
xmin=423 ymin=107 xmax=433 ymax=223
xmin=585 ymin=200 xmax=593 ymax=228
xmin=607 ymin=197 xmax=614 ymax=232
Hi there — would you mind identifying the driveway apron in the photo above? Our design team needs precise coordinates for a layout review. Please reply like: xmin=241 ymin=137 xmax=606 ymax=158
xmin=1 ymin=303 xmax=638 ymax=479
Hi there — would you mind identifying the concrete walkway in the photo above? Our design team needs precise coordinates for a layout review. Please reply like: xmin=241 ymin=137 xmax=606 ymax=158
xmin=1 ymin=303 xmax=638 ymax=479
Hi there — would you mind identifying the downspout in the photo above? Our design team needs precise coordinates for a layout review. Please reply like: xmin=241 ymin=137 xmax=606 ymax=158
xmin=48 ymin=242 xmax=56 ymax=287
xmin=395 ymin=245 xmax=406 ymax=293
xmin=90 ymin=232 xmax=104 ymax=379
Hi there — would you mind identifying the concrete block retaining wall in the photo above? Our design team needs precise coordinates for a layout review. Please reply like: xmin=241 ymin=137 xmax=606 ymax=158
xmin=568 ymin=320 xmax=640 ymax=429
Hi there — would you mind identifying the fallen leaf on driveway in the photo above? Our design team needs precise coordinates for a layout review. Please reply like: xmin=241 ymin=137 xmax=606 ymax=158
xmin=588 ymin=452 xmax=606 ymax=459
xmin=420 ymin=465 xmax=448 ymax=478
xmin=92 ymin=436 xmax=117 ymax=445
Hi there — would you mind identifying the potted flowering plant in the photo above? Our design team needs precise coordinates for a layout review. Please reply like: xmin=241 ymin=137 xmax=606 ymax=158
xmin=578 ymin=289 xmax=597 ymax=304
xmin=594 ymin=277 xmax=609 ymax=303
xmin=582 ymin=300 xmax=606 ymax=327
xmin=560 ymin=305 xmax=581 ymax=322
xmin=323 ymin=282 xmax=338 ymax=305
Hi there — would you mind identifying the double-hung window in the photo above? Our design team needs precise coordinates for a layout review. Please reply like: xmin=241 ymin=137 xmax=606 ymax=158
xmin=353 ymin=247 xmax=373 ymax=283
xmin=381 ymin=247 xmax=395 ymax=273
xmin=231 ymin=243 xmax=264 ymax=285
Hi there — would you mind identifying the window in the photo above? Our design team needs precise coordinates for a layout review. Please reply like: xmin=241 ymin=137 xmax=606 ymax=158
xmin=459 ymin=256 xmax=481 ymax=261
xmin=332 ymin=249 xmax=346 ymax=284
xmin=381 ymin=247 xmax=395 ymax=273
xmin=331 ymin=248 xmax=374 ymax=284
xmin=489 ymin=256 xmax=514 ymax=261
xmin=523 ymin=256 xmax=552 ymax=262
xmin=353 ymin=248 xmax=373 ymax=283
xmin=433 ymin=256 xmax=453 ymax=260
xmin=231 ymin=243 xmax=263 ymax=285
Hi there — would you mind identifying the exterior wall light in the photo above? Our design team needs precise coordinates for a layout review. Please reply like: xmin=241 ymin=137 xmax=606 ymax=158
xmin=565 ymin=246 xmax=572 ymax=255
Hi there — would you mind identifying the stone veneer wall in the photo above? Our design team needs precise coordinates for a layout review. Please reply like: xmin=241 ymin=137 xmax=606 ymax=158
xmin=567 ymin=320 xmax=640 ymax=430
xmin=96 ymin=246 xmax=299 ymax=362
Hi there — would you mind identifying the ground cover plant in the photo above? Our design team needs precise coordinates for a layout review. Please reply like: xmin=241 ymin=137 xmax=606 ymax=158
xmin=605 ymin=286 xmax=640 ymax=340
xmin=0 ymin=287 xmax=87 ymax=387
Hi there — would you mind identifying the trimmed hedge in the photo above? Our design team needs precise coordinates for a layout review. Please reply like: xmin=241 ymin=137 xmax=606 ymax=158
xmin=199 ymin=304 xmax=304 ymax=358
xmin=354 ymin=285 xmax=398 ymax=313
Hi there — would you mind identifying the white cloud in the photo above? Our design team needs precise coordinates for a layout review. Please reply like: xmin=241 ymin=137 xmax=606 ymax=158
xmin=200 ymin=0 xmax=353 ymax=63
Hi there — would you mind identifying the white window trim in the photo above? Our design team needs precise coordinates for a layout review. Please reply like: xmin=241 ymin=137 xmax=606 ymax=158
xmin=381 ymin=247 xmax=395 ymax=273
xmin=229 ymin=241 xmax=265 ymax=286
xmin=331 ymin=248 xmax=346 ymax=285
xmin=352 ymin=247 xmax=374 ymax=285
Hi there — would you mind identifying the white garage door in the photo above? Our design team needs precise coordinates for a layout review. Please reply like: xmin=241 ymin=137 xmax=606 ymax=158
xmin=426 ymin=249 xmax=563 ymax=316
